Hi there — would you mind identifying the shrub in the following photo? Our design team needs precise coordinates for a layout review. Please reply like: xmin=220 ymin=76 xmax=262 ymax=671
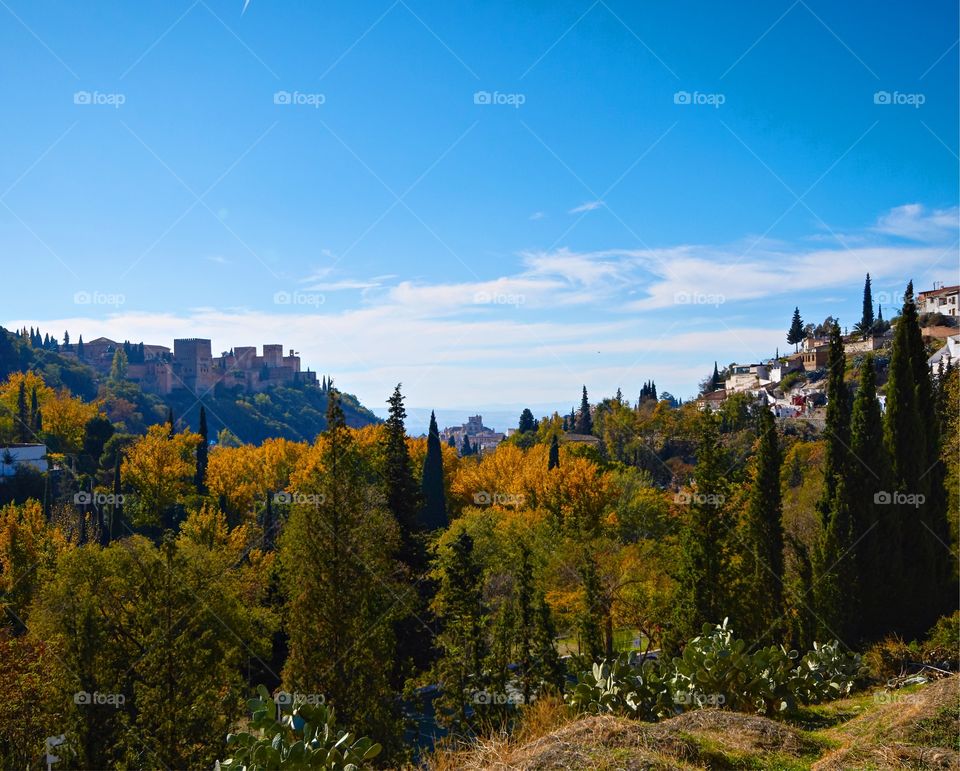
xmin=566 ymin=620 xmax=861 ymax=719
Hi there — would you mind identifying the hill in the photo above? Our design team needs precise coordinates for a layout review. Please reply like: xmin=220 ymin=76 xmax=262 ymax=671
xmin=430 ymin=676 xmax=959 ymax=770
xmin=0 ymin=327 xmax=379 ymax=442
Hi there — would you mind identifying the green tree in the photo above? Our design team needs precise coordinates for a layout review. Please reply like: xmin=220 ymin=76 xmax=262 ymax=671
xmin=384 ymin=384 xmax=421 ymax=559
xmin=518 ymin=408 xmax=537 ymax=433
xmin=575 ymin=386 xmax=593 ymax=434
xmin=15 ymin=381 xmax=29 ymax=442
xmin=195 ymin=405 xmax=208 ymax=494
xmin=813 ymin=322 xmax=858 ymax=643
xmin=859 ymin=273 xmax=874 ymax=334
xmin=787 ymin=307 xmax=805 ymax=352
xmin=280 ymin=390 xmax=402 ymax=748
xmin=847 ymin=354 xmax=895 ymax=640
xmin=673 ymin=412 xmax=731 ymax=642
xmin=430 ymin=528 xmax=488 ymax=730
xmin=420 ymin=411 xmax=448 ymax=531
xmin=736 ymin=406 xmax=784 ymax=642
xmin=108 ymin=347 xmax=128 ymax=382
xmin=884 ymin=282 xmax=951 ymax=636
xmin=548 ymin=434 xmax=560 ymax=470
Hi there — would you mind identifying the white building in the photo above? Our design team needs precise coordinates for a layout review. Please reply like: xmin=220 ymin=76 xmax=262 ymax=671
xmin=0 ymin=444 xmax=48 ymax=477
xmin=918 ymin=283 xmax=959 ymax=317
xmin=928 ymin=334 xmax=960 ymax=371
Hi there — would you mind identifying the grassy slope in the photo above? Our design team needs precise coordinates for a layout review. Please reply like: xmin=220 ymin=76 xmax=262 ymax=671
xmin=427 ymin=676 xmax=959 ymax=770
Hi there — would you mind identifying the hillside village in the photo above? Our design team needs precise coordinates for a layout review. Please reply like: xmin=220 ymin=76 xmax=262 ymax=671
xmin=695 ymin=281 xmax=958 ymax=420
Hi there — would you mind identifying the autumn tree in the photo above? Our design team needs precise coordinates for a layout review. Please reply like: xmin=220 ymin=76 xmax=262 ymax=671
xmin=124 ymin=424 xmax=200 ymax=528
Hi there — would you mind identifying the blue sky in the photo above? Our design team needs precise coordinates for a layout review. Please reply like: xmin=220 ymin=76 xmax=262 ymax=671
xmin=2 ymin=0 xmax=958 ymax=422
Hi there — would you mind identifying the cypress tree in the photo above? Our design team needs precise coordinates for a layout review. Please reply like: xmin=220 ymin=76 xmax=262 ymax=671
xmin=860 ymin=273 xmax=874 ymax=332
xmin=577 ymin=552 xmax=604 ymax=661
xmin=673 ymin=412 xmax=731 ymax=641
xmin=461 ymin=434 xmax=473 ymax=456
xmin=548 ymin=434 xmax=560 ymax=470
xmin=384 ymin=384 xmax=421 ymax=551
xmin=575 ymin=386 xmax=592 ymax=434
xmin=420 ymin=411 xmax=448 ymax=531
xmin=711 ymin=361 xmax=721 ymax=391
xmin=431 ymin=529 xmax=488 ymax=729
xmin=29 ymin=386 xmax=38 ymax=431
xmin=848 ymin=354 xmax=896 ymax=640
xmin=884 ymin=282 xmax=951 ymax=635
xmin=16 ymin=381 xmax=29 ymax=442
xmin=34 ymin=408 xmax=42 ymax=433
xmin=77 ymin=335 xmax=85 ymax=360
xmin=195 ymin=406 xmax=208 ymax=494
xmin=787 ymin=307 xmax=805 ymax=351
xmin=110 ymin=454 xmax=124 ymax=541
xmin=813 ymin=322 xmax=858 ymax=642
xmin=166 ymin=408 xmax=175 ymax=438
xmin=737 ymin=406 xmax=784 ymax=642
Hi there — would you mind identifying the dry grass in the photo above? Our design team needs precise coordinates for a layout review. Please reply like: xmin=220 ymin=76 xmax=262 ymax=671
xmin=813 ymin=675 xmax=960 ymax=770
xmin=424 ymin=677 xmax=960 ymax=770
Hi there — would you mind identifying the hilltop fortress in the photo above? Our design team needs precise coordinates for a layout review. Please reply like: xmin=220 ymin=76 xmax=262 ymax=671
xmin=71 ymin=337 xmax=319 ymax=395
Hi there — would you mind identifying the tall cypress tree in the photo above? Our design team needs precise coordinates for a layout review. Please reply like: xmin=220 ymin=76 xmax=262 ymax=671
xmin=431 ymin=529 xmax=488 ymax=729
xmin=16 ymin=381 xmax=29 ymax=442
xmin=673 ymin=412 xmax=731 ymax=641
xmin=384 ymin=384 xmax=421 ymax=552
xmin=736 ymin=406 xmax=784 ymax=642
xmin=575 ymin=386 xmax=592 ymax=434
xmin=848 ymin=354 xmax=895 ymax=640
xmin=548 ymin=434 xmax=560 ymax=470
xmin=860 ymin=273 xmax=874 ymax=332
xmin=420 ymin=410 xmax=448 ymax=531
xmin=195 ymin=406 xmax=208 ymax=494
xmin=166 ymin=408 xmax=175 ymax=438
xmin=884 ymin=282 xmax=950 ymax=635
xmin=813 ymin=322 xmax=858 ymax=642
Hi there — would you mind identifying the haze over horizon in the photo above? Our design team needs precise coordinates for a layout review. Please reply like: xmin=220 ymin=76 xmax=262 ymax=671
xmin=3 ymin=0 xmax=957 ymax=410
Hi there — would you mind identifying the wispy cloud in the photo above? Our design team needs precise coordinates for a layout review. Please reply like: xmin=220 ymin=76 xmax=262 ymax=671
xmin=568 ymin=200 xmax=605 ymax=214
xmin=874 ymin=203 xmax=959 ymax=242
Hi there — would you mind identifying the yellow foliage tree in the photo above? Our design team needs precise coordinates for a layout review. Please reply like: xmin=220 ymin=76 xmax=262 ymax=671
xmin=0 ymin=372 xmax=100 ymax=453
xmin=124 ymin=424 xmax=200 ymax=526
